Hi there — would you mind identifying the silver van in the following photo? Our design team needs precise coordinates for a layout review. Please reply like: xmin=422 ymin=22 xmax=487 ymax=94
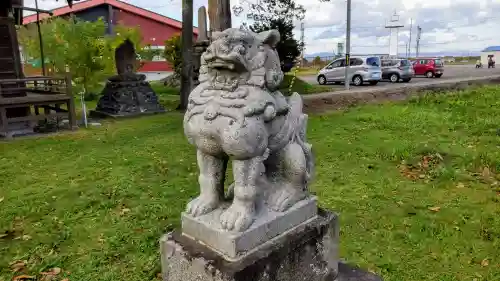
xmin=317 ymin=56 xmax=382 ymax=86
xmin=381 ymin=59 xmax=414 ymax=83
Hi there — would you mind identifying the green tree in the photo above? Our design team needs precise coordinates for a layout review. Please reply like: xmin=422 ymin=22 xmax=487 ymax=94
xmin=164 ymin=35 xmax=182 ymax=75
xmin=248 ymin=0 xmax=304 ymax=72
xmin=18 ymin=17 xmax=142 ymax=97
xmin=313 ymin=56 xmax=322 ymax=65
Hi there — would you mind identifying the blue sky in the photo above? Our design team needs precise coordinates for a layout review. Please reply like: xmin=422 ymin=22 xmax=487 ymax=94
xmin=26 ymin=0 xmax=500 ymax=55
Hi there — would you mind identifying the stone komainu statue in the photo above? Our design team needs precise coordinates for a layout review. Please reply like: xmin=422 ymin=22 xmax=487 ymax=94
xmin=183 ymin=28 xmax=314 ymax=232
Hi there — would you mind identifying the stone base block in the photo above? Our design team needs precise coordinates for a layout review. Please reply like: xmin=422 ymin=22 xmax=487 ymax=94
xmin=161 ymin=209 xmax=339 ymax=281
xmin=181 ymin=196 xmax=318 ymax=260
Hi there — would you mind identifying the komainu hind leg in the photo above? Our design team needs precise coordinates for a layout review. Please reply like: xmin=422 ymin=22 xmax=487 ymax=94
xmin=186 ymin=150 xmax=226 ymax=217
xmin=267 ymin=142 xmax=308 ymax=212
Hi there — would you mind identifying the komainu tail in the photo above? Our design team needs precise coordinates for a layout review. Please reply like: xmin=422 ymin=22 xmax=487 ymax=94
xmin=288 ymin=93 xmax=315 ymax=185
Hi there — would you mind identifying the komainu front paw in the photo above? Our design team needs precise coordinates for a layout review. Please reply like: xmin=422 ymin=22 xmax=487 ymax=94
xmin=220 ymin=202 xmax=256 ymax=232
xmin=268 ymin=187 xmax=306 ymax=212
xmin=186 ymin=195 xmax=220 ymax=217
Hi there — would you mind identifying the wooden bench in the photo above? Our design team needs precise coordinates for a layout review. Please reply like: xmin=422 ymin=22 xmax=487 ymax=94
xmin=0 ymin=75 xmax=77 ymax=138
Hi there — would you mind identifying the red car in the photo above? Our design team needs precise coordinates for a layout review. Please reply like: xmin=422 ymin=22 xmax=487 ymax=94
xmin=411 ymin=58 xmax=444 ymax=78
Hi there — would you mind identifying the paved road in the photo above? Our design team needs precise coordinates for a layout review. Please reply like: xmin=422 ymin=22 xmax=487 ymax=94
xmin=300 ymin=65 xmax=500 ymax=91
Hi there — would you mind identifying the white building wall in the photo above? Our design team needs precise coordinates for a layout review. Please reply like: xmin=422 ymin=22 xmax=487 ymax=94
xmin=481 ymin=51 xmax=500 ymax=65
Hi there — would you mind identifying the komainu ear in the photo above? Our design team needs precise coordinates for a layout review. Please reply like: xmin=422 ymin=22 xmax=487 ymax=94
xmin=256 ymin=30 xmax=280 ymax=47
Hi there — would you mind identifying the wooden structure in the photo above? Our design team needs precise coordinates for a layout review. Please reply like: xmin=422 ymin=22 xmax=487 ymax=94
xmin=0 ymin=0 xmax=77 ymax=138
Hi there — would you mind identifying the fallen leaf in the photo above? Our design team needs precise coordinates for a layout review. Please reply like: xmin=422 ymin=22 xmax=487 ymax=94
xmin=40 ymin=267 xmax=62 ymax=281
xmin=481 ymin=259 xmax=489 ymax=267
xmin=10 ymin=260 xmax=27 ymax=272
xmin=120 ymin=208 xmax=131 ymax=215
xmin=0 ymin=197 xmax=4 ymax=203
xmin=15 ymin=235 xmax=32 ymax=241
xmin=482 ymin=167 xmax=492 ymax=178
xmin=428 ymin=206 xmax=441 ymax=212
xmin=12 ymin=275 xmax=35 ymax=280
xmin=396 ymin=201 xmax=404 ymax=206
xmin=61 ymin=279 xmax=69 ymax=281
xmin=430 ymin=252 xmax=438 ymax=260
xmin=457 ymin=182 xmax=465 ymax=188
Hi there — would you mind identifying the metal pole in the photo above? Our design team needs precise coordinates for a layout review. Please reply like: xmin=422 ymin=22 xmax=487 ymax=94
xmin=35 ymin=0 xmax=46 ymax=76
xmin=416 ymin=26 xmax=421 ymax=58
xmin=344 ymin=0 xmax=351 ymax=90
xmin=300 ymin=22 xmax=305 ymax=67
xmin=408 ymin=18 xmax=412 ymax=58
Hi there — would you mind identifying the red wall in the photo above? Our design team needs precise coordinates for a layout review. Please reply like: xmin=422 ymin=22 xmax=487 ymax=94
xmin=113 ymin=9 xmax=197 ymax=73
xmin=114 ymin=9 xmax=182 ymax=46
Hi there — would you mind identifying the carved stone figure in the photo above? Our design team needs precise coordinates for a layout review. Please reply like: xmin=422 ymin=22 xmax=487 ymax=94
xmin=183 ymin=28 xmax=314 ymax=232
xmin=90 ymin=40 xmax=165 ymax=118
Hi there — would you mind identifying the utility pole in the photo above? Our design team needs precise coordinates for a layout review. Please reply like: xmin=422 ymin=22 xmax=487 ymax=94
xmin=300 ymin=22 xmax=305 ymax=67
xmin=408 ymin=18 xmax=412 ymax=58
xmin=344 ymin=0 xmax=351 ymax=90
xmin=416 ymin=26 xmax=421 ymax=58
xmin=179 ymin=0 xmax=194 ymax=110
xmin=34 ymin=0 xmax=46 ymax=76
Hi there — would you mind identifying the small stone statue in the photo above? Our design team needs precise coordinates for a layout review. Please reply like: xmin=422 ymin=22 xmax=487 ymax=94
xmin=183 ymin=28 xmax=314 ymax=232
xmin=91 ymin=39 xmax=165 ymax=118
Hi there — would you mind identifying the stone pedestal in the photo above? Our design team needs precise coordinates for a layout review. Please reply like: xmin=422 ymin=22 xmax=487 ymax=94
xmin=161 ymin=208 xmax=339 ymax=281
xmin=90 ymin=73 xmax=165 ymax=118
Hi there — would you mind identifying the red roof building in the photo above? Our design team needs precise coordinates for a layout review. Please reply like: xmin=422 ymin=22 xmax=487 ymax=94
xmin=23 ymin=0 xmax=198 ymax=73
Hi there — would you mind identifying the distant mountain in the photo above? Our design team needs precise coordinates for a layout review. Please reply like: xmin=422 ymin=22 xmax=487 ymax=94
xmin=304 ymin=51 xmax=481 ymax=59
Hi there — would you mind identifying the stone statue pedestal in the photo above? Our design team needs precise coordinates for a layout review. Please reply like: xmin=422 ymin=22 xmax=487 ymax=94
xmin=161 ymin=208 xmax=383 ymax=281
xmin=161 ymin=207 xmax=339 ymax=281
xmin=89 ymin=73 xmax=165 ymax=118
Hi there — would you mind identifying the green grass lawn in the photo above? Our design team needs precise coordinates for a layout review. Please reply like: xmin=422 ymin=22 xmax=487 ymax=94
xmin=280 ymin=75 xmax=332 ymax=94
xmin=1 ymin=86 xmax=500 ymax=281
xmin=296 ymin=67 xmax=323 ymax=76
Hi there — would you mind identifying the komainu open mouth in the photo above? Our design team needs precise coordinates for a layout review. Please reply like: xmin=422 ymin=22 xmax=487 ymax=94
xmin=208 ymin=59 xmax=237 ymax=70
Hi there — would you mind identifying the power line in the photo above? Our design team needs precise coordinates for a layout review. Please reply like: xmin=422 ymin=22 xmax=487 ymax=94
xmin=350 ymin=37 xmax=495 ymax=48
xmin=306 ymin=16 xmax=500 ymax=33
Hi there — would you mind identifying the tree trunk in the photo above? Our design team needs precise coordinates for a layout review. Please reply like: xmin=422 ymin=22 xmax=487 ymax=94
xmin=208 ymin=0 xmax=231 ymax=32
xmin=178 ymin=0 xmax=194 ymax=111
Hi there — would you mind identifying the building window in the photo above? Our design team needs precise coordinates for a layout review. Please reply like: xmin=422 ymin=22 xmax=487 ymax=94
xmin=139 ymin=45 xmax=165 ymax=61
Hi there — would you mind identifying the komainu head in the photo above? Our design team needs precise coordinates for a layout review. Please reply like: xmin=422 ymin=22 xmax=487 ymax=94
xmin=199 ymin=28 xmax=284 ymax=91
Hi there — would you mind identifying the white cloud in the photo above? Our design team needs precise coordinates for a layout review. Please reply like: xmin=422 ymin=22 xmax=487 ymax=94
xmin=26 ymin=0 xmax=500 ymax=55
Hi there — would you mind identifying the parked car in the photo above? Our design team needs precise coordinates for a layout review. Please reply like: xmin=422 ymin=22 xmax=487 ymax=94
xmin=411 ymin=58 xmax=444 ymax=78
xmin=317 ymin=56 xmax=382 ymax=86
xmin=381 ymin=58 xmax=414 ymax=83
